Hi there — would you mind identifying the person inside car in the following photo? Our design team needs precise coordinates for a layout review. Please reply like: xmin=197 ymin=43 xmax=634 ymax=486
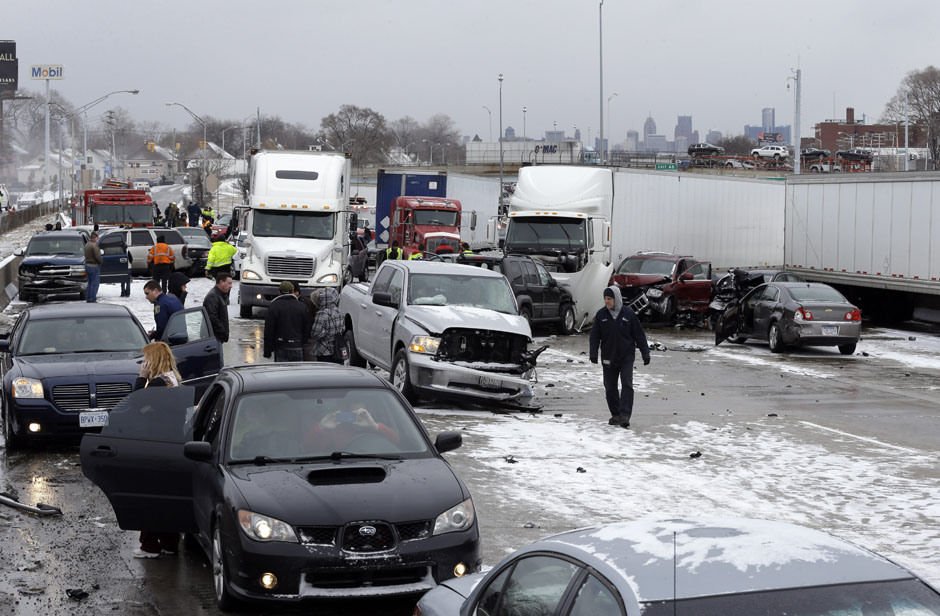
xmin=306 ymin=407 xmax=399 ymax=452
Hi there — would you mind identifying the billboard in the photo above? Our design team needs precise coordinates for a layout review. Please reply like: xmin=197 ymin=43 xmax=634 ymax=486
xmin=0 ymin=41 xmax=16 ymax=92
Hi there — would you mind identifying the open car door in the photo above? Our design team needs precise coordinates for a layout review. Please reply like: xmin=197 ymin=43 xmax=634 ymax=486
xmin=80 ymin=387 xmax=198 ymax=533
xmin=162 ymin=307 xmax=222 ymax=395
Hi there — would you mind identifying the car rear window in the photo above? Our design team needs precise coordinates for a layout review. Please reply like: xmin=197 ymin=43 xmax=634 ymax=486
xmin=162 ymin=230 xmax=184 ymax=244
xmin=787 ymin=285 xmax=847 ymax=303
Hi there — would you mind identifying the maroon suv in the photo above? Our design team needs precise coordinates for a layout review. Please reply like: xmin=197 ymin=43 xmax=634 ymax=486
xmin=609 ymin=252 xmax=713 ymax=322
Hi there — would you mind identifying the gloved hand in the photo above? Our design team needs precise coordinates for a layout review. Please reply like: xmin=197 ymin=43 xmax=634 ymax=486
xmin=589 ymin=356 xmax=598 ymax=364
xmin=643 ymin=356 xmax=651 ymax=366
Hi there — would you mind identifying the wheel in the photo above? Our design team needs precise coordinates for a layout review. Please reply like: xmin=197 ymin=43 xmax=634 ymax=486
xmin=661 ymin=296 xmax=677 ymax=323
xmin=519 ymin=305 xmax=533 ymax=329
xmin=212 ymin=524 xmax=240 ymax=612
xmin=2 ymin=404 xmax=22 ymax=451
xmin=773 ymin=154 xmax=781 ymax=160
xmin=78 ymin=290 xmax=86 ymax=301
xmin=729 ymin=334 xmax=748 ymax=344
xmin=391 ymin=349 xmax=419 ymax=405
xmin=768 ymin=322 xmax=785 ymax=353
xmin=558 ymin=304 xmax=576 ymax=335
xmin=838 ymin=343 xmax=857 ymax=355
xmin=346 ymin=329 xmax=366 ymax=368
xmin=239 ymin=304 xmax=252 ymax=319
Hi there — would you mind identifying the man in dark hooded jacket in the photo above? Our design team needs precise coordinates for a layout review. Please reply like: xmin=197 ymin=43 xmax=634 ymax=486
xmin=589 ymin=285 xmax=651 ymax=428
xmin=263 ymin=281 xmax=310 ymax=362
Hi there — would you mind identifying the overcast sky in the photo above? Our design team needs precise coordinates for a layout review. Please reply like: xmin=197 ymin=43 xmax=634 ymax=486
xmin=6 ymin=0 xmax=936 ymax=144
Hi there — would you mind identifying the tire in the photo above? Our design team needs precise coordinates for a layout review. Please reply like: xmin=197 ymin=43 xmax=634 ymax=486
xmin=212 ymin=524 xmax=240 ymax=612
xmin=768 ymin=322 xmax=785 ymax=353
xmin=239 ymin=304 xmax=252 ymax=319
xmin=519 ymin=305 xmax=533 ymax=329
xmin=661 ymin=296 xmax=677 ymax=323
xmin=78 ymin=290 xmax=86 ymax=301
xmin=346 ymin=329 xmax=366 ymax=368
xmin=2 ymin=404 xmax=22 ymax=451
xmin=729 ymin=334 xmax=748 ymax=344
xmin=558 ymin=304 xmax=576 ymax=335
xmin=391 ymin=349 xmax=419 ymax=405
xmin=838 ymin=343 xmax=857 ymax=355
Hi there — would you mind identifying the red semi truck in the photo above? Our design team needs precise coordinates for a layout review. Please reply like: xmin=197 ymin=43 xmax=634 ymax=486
xmin=75 ymin=189 xmax=154 ymax=228
xmin=389 ymin=196 xmax=464 ymax=258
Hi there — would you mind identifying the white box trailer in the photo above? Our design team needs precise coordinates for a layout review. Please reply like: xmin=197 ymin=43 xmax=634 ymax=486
xmin=446 ymin=173 xmax=501 ymax=249
xmin=786 ymin=173 xmax=940 ymax=299
xmin=611 ymin=170 xmax=786 ymax=270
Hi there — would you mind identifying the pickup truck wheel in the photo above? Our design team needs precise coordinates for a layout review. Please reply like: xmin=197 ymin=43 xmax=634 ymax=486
xmin=558 ymin=304 xmax=576 ymax=335
xmin=520 ymin=305 xmax=533 ymax=328
xmin=239 ymin=304 xmax=252 ymax=319
xmin=392 ymin=349 xmax=419 ymax=404
xmin=838 ymin=343 xmax=857 ymax=355
xmin=346 ymin=330 xmax=366 ymax=368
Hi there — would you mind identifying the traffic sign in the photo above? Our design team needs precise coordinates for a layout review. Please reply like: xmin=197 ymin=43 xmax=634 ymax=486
xmin=655 ymin=163 xmax=678 ymax=171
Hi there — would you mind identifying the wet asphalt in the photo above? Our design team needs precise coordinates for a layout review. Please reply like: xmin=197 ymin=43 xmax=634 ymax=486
xmin=1 ymin=310 xmax=939 ymax=615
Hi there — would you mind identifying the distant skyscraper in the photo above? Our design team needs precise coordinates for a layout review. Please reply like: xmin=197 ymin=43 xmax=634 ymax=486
xmin=626 ymin=130 xmax=639 ymax=151
xmin=643 ymin=115 xmax=657 ymax=139
xmin=706 ymin=130 xmax=722 ymax=144
xmin=505 ymin=126 xmax=516 ymax=140
xmin=762 ymin=108 xmax=775 ymax=133
xmin=675 ymin=116 xmax=693 ymax=142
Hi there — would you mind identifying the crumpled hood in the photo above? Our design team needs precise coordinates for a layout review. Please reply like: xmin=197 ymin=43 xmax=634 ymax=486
xmin=11 ymin=351 xmax=140 ymax=381
xmin=406 ymin=305 xmax=530 ymax=337
xmin=610 ymin=273 xmax=670 ymax=288
xmin=227 ymin=458 xmax=466 ymax=525
xmin=22 ymin=254 xmax=83 ymax=267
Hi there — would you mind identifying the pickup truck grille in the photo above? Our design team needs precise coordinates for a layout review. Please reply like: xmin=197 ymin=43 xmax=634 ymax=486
xmin=266 ymin=255 xmax=315 ymax=278
xmin=439 ymin=328 xmax=528 ymax=366
xmin=52 ymin=382 xmax=133 ymax=411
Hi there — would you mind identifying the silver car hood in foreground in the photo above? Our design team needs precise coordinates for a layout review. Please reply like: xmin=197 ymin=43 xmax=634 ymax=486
xmin=405 ymin=305 xmax=531 ymax=338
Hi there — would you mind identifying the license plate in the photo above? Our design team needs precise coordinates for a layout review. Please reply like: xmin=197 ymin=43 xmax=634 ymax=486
xmin=79 ymin=410 xmax=109 ymax=428
xmin=821 ymin=326 xmax=838 ymax=336
xmin=479 ymin=375 xmax=502 ymax=389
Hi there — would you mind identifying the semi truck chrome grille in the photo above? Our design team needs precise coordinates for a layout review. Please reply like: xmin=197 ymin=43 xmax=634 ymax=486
xmin=266 ymin=256 xmax=315 ymax=278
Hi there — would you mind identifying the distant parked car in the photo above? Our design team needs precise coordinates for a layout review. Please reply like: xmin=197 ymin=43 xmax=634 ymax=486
xmin=801 ymin=147 xmax=831 ymax=159
xmin=174 ymin=227 xmax=212 ymax=275
xmin=416 ymin=518 xmax=940 ymax=616
xmin=837 ymin=148 xmax=874 ymax=162
xmin=687 ymin=143 xmax=724 ymax=156
xmin=724 ymin=159 xmax=756 ymax=169
xmin=211 ymin=213 xmax=233 ymax=241
xmin=716 ymin=281 xmax=862 ymax=354
xmin=751 ymin=144 xmax=790 ymax=160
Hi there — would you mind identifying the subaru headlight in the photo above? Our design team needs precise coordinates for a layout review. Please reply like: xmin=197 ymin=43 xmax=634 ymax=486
xmin=409 ymin=335 xmax=441 ymax=355
xmin=237 ymin=510 xmax=298 ymax=543
xmin=433 ymin=498 xmax=475 ymax=535
xmin=12 ymin=377 xmax=44 ymax=399
xmin=317 ymin=273 xmax=338 ymax=284
xmin=241 ymin=269 xmax=261 ymax=281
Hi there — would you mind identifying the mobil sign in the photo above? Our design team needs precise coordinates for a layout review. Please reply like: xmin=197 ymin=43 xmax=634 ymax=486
xmin=31 ymin=64 xmax=64 ymax=79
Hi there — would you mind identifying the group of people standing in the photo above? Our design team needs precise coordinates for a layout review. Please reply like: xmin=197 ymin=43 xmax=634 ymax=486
xmin=262 ymin=281 xmax=344 ymax=364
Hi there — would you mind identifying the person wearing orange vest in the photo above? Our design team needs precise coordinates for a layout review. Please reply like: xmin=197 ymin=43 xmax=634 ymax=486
xmin=147 ymin=234 xmax=175 ymax=293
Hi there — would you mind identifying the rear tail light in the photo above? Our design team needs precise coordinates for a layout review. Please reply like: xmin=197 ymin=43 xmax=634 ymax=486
xmin=794 ymin=307 xmax=813 ymax=321
xmin=845 ymin=308 xmax=862 ymax=321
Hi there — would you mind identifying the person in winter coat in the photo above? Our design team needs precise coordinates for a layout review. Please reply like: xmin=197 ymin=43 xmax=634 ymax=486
xmin=588 ymin=285 xmax=651 ymax=428
xmin=168 ymin=271 xmax=190 ymax=305
xmin=263 ymin=281 xmax=311 ymax=362
xmin=144 ymin=280 xmax=183 ymax=341
xmin=205 ymin=239 xmax=236 ymax=277
xmin=202 ymin=272 xmax=232 ymax=345
xmin=132 ymin=341 xmax=182 ymax=557
xmin=187 ymin=201 xmax=201 ymax=227
xmin=307 ymin=287 xmax=344 ymax=363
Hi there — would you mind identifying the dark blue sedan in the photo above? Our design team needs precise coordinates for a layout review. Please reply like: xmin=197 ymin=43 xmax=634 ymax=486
xmin=1 ymin=302 xmax=221 ymax=448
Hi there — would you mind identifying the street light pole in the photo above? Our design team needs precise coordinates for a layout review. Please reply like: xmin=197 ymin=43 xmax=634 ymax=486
xmin=788 ymin=68 xmax=802 ymax=175
xmin=72 ymin=89 xmax=139 ymax=189
xmin=599 ymin=0 xmax=605 ymax=163
xmin=607 ymin=92 xmax=618 ymax=163
xmin=523 ymin=106 xmax=527 ymax=142
xmin=498 ymin=73 xmax=504 ymax=203
xmin=166 ymin=101 xmax=208 ymax=202
xmin=482 ymin=105 xmax=492 ymax=142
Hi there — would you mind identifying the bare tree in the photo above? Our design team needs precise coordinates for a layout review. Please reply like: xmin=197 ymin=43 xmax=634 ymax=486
xmin=319 ymin=104 xmax=392 ymax=164
xmin=883 ymin=66 xmax=940 ymax=167
xmin=717 ymin=135 xmax=757 ymax=156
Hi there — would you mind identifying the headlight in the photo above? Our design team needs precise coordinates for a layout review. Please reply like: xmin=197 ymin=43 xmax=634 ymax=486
xmin=241 ymin=269 xmax=261 ymax=281
xmin=317 ymin=274 xmax=338 ymax=284
xmin=409 ymin=335 xmax=441 ymax=355
xmin=646 ymin=288 xmax=663 ymax=298
xmin=237 ymin=510 xmax=298 ymax=543
xmin=12 ymin=377 xmax=44 ymax=399
xmin=433 ymin=498 xmax=475 ymax=535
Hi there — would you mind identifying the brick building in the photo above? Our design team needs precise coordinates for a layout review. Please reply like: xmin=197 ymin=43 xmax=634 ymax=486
xmin=814 ymin=107 xmax=926 ymax=153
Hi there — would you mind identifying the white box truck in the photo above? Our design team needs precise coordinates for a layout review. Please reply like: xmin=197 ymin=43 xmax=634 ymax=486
xmin=238 ymin=151 xmax=352 ymax=318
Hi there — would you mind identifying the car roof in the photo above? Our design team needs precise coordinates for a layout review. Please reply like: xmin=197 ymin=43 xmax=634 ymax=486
xmin=221 ymin=364 xmax=390 ymax=394
xmin=520 ymin=518 xmax=913 ymax=604
xmin=23 ymin=302 xmax=135 ymax=320
xmin=32 ymin=230 xmax=85 ymax=239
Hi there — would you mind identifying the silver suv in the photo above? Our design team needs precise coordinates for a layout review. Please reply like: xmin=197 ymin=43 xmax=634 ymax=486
xmin=750 ymin=144 xmax=790 ymax=160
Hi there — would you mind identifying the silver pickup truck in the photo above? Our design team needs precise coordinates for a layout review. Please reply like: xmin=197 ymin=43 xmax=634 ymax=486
xmin=339 ymin=260 xmax=544 ymax=410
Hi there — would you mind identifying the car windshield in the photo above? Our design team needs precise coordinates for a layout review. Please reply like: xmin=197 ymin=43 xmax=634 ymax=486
xmin=787 ymin=285 xmax=848 ymax=303
xmin=408 ymin=273 xmax=517 ymax=314
xmin=18 ymin=316 xmax=148 ymax=355
xmin=252 ymin=209 xmax=334 ymax=239
xmin=26 ymin=236 xmax=84 ymax=256
xmin=227 ymin=387 xmax=431 ymax=462
xmin=616 ymin=257 xmax=674 ymax=276
xmin=505 ymin=218 xmax=587 ymax=252
xmin=412 ymin=210 xmax=458 ymax=226
xmin=641 ymin=579 xmax=940 ymax=616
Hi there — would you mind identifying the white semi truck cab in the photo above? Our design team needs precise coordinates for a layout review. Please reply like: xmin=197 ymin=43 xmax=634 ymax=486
xmin=238 ymin=150 xmax=352 ymax=318
xmin=497 ymin=166 xmax=614 ymax=328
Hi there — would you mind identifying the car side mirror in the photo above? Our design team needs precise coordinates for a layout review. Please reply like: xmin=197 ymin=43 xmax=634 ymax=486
xmin=548 ymin=278 xmax=557 ymax=287
xmin=183 ymin=441 xmax=213 ymax=462
xmin=372 ymin=292 xmax=399 ymax=309
xmin=434 ymin=431 xmax=462 ymax=454
xmin=167 ymin=332 xmax=189 ymax=346
xmin=13 ymin=248 xmax=23 ymax=257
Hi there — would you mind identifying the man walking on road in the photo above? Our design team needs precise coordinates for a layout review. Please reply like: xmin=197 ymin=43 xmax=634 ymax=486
xmin=589 ymin=285 xmax=651 ymax=428
xmin=147 ymin=234 xmax=175 ymax=293
xmin=202 ymin=272 xmax=232 ymax=346
xmin=144 ymin=280 xmax=183 ymax=341
xmin=187 ymin=201 xmax=201 ymax=227
xmin=83 ymin=232 xmax=102 ymax=302
xmin=263 ymin=281 xmax=310 ymax=362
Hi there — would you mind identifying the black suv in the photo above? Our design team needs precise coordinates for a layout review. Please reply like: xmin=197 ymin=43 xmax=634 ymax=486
xmin=16 ymin=231 xmax=88 ymax=302
xmin=688 ymin=143 xmax=724 ymax=157
xmin=456 ymin=253 xmax=577 ymax=334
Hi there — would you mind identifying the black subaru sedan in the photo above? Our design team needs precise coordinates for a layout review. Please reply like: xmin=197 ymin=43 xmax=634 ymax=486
xmin=1 ymin=303 xmax=222 ymax=449
xmin=80 ymin=364 xmax=480 ymax=611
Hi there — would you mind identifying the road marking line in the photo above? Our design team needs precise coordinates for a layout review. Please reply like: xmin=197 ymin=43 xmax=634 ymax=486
xmin=799 ymin=421 xmax=921 ymax=454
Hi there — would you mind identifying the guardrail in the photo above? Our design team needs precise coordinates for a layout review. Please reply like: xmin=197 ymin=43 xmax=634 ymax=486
xmin=0 ymin=253 xmax=21 ymax=312
xmin=0 ymin=200 xmax=62 ymax=233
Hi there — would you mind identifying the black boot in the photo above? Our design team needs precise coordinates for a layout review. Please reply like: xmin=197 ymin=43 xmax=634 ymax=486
xmin=607 ymin=415 xmax=621 ymax=425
